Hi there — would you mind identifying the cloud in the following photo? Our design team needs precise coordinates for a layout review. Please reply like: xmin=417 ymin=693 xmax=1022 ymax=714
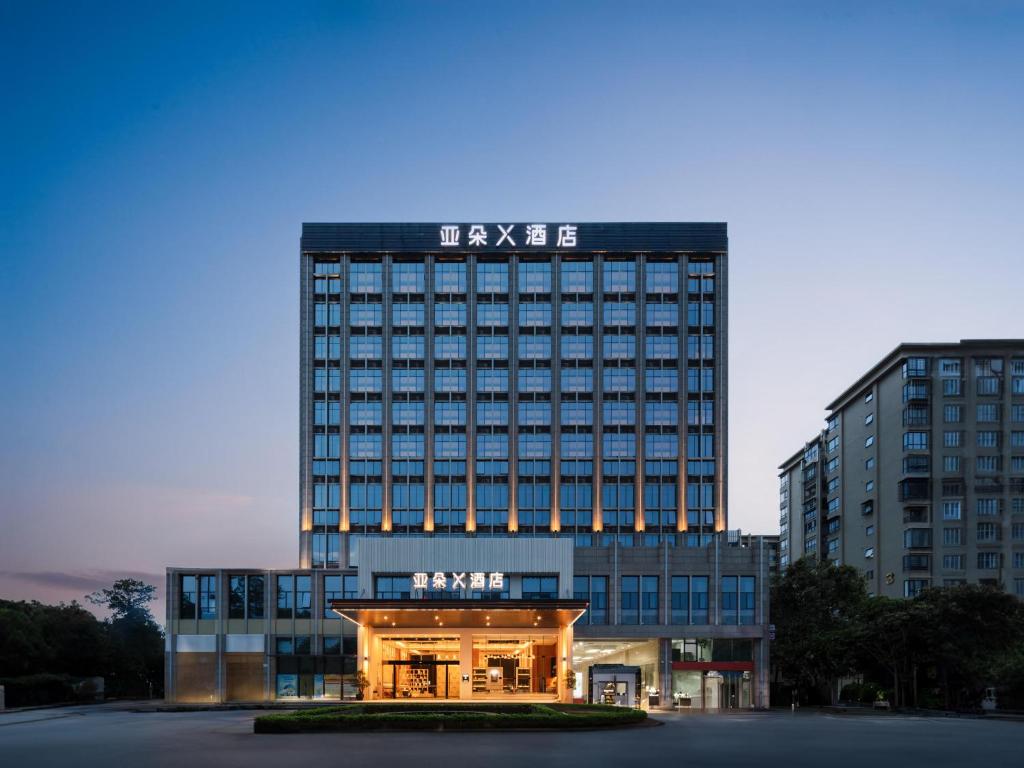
xmin=0 ymin=569 xmax=164 ymax=599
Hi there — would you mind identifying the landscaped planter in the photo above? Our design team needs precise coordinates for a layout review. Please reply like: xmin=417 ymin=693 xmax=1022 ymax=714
xmin=253 ymin=703 xmax=647 ymax=733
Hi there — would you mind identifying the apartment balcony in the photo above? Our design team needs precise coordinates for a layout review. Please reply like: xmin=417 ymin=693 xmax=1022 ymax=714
xmin=974 ymin=480 xmax=1004 ymax=495
xmin=899 ymin=478 xmax=931 ymax=502
xmin=902 ymin=506 xmax=929 ymax=524
xmin=902 ymin=555 xmax=931 ymax=573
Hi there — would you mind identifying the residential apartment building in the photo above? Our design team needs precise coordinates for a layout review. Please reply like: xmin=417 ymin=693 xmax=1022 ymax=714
xmin=165 ymin=222 xmax=774 ymax=709
xmin=779 ymin=340 xmax=1024 ymax=600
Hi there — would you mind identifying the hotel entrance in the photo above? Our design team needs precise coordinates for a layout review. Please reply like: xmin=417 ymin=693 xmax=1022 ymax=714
xmin=331 ymin=598 xmax=586 ymax=702
xmin=381 ymin=637 xmax=461 ymax=698
xmin=378 ymin=633 xmax=559 ymax=699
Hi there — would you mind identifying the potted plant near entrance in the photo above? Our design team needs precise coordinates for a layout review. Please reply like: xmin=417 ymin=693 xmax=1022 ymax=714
xmin=354 ymin=671 xmax=370 ymax=701
xmin=564 ymin=670 xmax=577 ymax=701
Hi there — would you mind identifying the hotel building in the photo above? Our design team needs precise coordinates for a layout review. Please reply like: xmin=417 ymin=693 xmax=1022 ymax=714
xmin=165 ymin=222 xmax=772 ymax=709
xmin=778 ymin=340 xmax=1024 ymax=599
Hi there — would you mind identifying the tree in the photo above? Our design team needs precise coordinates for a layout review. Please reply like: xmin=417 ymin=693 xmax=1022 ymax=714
xmin=913 ymin=585 xmax=1024 ymax=709
xmin=86 ymin=579 xmax=157 ymax=622
xmin=86 ymin=578 xmax=164 ymax=698
xmin=770 ymin=557 xmax=867 ymax=703
xmin=853 ymin=597 xmax=916 ymax=708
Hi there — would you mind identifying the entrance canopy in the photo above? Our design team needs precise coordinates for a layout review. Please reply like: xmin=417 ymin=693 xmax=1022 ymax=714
xmin=330 ymin=599 xmax=587 ymax=629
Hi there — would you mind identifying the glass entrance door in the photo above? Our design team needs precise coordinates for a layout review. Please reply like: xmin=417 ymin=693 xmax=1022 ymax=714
xmin=386 ymin=660 xmax=459 ymax=699
xmin=380 ymin=636 xmax=462 ymax=699
xmin=719 ymin=671 xmax=752 ymax=709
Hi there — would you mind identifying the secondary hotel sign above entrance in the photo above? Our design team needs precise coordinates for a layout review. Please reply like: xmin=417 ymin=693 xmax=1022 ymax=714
xmin=439 ymin=224 xmax=577 ymax=248
xmin=411 ymin=572 xmax=504 ymax=591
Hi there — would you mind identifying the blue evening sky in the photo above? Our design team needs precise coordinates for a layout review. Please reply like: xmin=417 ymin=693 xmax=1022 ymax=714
xmin=2 ymin=1 xmax=1022 ymax=615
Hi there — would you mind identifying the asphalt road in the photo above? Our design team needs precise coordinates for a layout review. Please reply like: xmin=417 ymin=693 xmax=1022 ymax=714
xmin=1 ymin=703 xmax=1022 ymax=767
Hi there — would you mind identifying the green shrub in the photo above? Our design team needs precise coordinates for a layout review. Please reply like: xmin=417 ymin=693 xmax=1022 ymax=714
xmin=0 ymin=674 xmax=76 ymax=708
xmin=254 ymin=702 xmax=646 ymax=733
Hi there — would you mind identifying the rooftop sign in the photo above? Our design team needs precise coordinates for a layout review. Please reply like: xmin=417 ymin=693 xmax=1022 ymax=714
xmin=301 ymin=222 xmax=727 ymax=254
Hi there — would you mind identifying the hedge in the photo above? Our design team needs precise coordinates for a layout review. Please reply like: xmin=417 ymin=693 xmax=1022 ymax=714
xmin=254 ymin=702 xmax=646 ymax=733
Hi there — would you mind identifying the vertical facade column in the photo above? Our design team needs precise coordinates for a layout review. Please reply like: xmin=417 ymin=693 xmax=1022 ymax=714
xmin=560 ymin=622 xmax=574 ymax=703
xmin=339 ymin=255 xmax=350 ymax=532
xmin=299 ymin=253 xmax=314 ymax=567
xmin=714 ymin=251 xmax=728 ymax=532
xmin=677 ymin=254 xmax=688 ymax=533
xmin=634 ymin=254 xmax=646 ymax=534
xmin=550 ymin=253 xmax=561 ymax=533
xmin=592 ymin=255 xmax=603 ymax=533
xmin=507 ymin=255 xmax=519 ymax=533
xmin=165 ymin=571 xmax=175 ymax=702
xmin=459 ymin=632 xmax=473 ymax=699
xmin=216 ymin=570 xmax=225 ymax=703
xmin=465 ymin=254 xmax=477 ymax=533
xmin=381 ymin=255 xmax=392 ymax=531
xmin=660 ymin=637 xmax=673 ymax=710
xmin=423 ymin=255 xmax=435 ymax=532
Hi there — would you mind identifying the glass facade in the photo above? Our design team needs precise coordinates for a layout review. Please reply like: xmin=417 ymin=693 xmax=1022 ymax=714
xmin=303 ymin=249 xmax=724 ymax=562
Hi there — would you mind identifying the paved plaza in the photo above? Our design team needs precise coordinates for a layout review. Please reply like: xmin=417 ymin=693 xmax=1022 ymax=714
xmin=2 ymin=703 xmax=1022 ymax=767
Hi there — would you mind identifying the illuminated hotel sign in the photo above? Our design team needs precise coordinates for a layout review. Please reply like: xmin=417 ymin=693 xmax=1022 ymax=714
xmin=439 ymin=224 xmax=577 ymax=248
xmin=411 ymin=572 xmax=504 ymax=591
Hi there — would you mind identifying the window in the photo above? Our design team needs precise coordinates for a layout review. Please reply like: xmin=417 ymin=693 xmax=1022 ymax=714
xmin=940 ymin=358 xmax=962 ymax=377
xmin=375 ymin=575 xmax=412 ymax=600
xmin=977 ymin=376 xmax=1000 ymax=396
xmin=943 ymin=455 xmax=961 ymax=473
xmin=904 ymin=579 xmax=929 ymax=598
xmin=903 ymin=432 xmax=928 ymax=450
xmin=977 ymin=404 xmax=1000 ymax=423
xmin=865 ymin=457 xmax=875 ymax=470
xmin=943 ymin=378 xmax=963 ymax=396
xmin=721 ymin=576 xmax=739 ymax=625
xmin=904 ymin=529 xmax=932 ymax=548
xmin=944 ymin=431 xmax=962 ymax=448
xmin=322 ymin=575 xmax=341 ymax=619
xmin=199 ymin=576 xmax=216 ymax=620
xmin=350 ymin=262 xmax=382 ymax=293
xmin=942 ymin=501 xmax=962 ymax=520
xmin=865 ymin=435 xmax=875 ymax=448
xmin=522 ymin=575 xmax=558 ymax=600
xmin=903 ymin=357 xmax=928 ymax=377
xmin=977 ymin=456 xmax=1001 ymax=473
xmin=277 ymin=575 xmax=294 ymax=619
xmin=827 ymin=436 xmax=839 ymax=453
xmin=739 ymin=576 xmax=756 ymax=625
xmin=977 ymin=522 xmax=999 ymax=542
xmin=180 ymin=575 xmax=197 ymax=619
xmin=976 ymin=498 xmax=1000 ymax=516
xmin=620 ymin=576 xmax=639 ymax=625
xmin=977 ymin=431 xmax=999 ymax=448
xmin=671 ymin=576 xmax=689 ymax=624
xmin=944 ymin=405 xmax=962 ymax=423
xmin=977 ymin=552 xmax=1000 ymax=570
xmin=691 ymin=576 xmax=709 ymax=624
xmin=943 ymin=527 xmax=962 ymax=545
xmin=590 ymin=576 xmax=608 ymax=624
xmin=864 ymin=547 xmax=875 ymax=559
xmin=477 ymin=261 xmax=508 ymax=293
xmin=293 ymin=576 xmax=311 ymax=619
xmin=865 ymin=480 xmax=875 ymax=492
xmin=641 ymin=576 xmax=659 ymax=625
xmin=229 ymin=574 xmax=265 ymax=619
